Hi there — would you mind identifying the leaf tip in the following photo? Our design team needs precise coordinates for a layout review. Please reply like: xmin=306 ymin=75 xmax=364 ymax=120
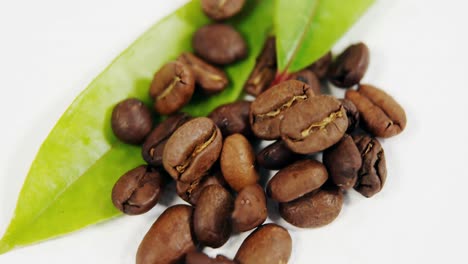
xmin=0 ymin=238 xmax=13 ymax=255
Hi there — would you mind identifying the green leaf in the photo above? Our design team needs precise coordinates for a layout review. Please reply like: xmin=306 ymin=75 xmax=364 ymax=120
xmin=275 ymin=0 xmax=375 ymax=73
xmin=0 ymin=0 xmax=273 ymax=254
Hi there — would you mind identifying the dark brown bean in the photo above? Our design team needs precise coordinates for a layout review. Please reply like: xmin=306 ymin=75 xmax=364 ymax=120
xmin=250 ymin=80 xmax=315 ymax=140
xmin=353 ymin=134 xmax=387 ymax=197
xmin=256 ymin=140 xmax=302 ymax=170
xmin=267 ymin=159 xmax=328 ymax=202
xmin=178 ymin=52 xmax=229 ymax=94
xmin=291 ymin=69 xmax=321 ymax=94
xmin=220 ymin=134 xmax=259 ymax=191
xmin=201 ymin=0 xmax=246 ymax=21
xmin=193 ymin=185 xmax=233 ymax=248
xmin=232 ymin=184 xmax=267 ymax=232
xmin=346 ymin=84 xmax=407 ymax=138
xmin=328 ymin=42 xmax=369 ymax=88
xmin=176 ymin=170 xmax=226 ymax=205
xmin=186 ymin=251 xmax=236 ymax=264
xmin=208 ymin=100 xmax=253 ymax=138
xmin=340 ymin=99 xmax=360 ymax=132
xmin=111 ymin=98 xmax=152 ymax=144
xmin=111 ymin=165 xmax=165 ymax=215
xmin=280 ymin=95 xmax=348 ymax=154
xmin=323 ymin=134 xmax=362 ymax=190
xmin=142 ymin=113 xmax=191 ymax=167
xmin=307 ymin=51 xmax=332 ymax=79
xmin=235 ymin=224 xmax=292 ymax=264
xmin=149 ymin=61 xmax=195 ymax=115
xmin=279 ymin=187 xmax=343 ymax=228
xmin=163 ymin=117 xmax=223 ymax=183
xmin=244 ymin=37 xmax=277 ymax=96
xmin=193 ymin=24 xmax=247 ymax=65
xmin=136 ymin=205 xmax=195 ymax=264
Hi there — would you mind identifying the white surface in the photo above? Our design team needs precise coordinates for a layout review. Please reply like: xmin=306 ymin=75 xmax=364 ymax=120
xmin=0 ymin=0 xmax=467 ymax=263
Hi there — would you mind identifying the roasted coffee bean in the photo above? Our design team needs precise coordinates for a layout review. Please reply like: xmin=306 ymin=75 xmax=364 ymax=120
xmin=186 ymin=251 xmax=236 ymax=264
xmin=291 ymin=69 xmax=321 ymax=94
xmin=250 ymin=80 xmax=314 ymax=140
xmin=193 ymin=185 xmax=233 ymax=248
xmin=163 ymin=117 xmax=223 ymax=183
xmin=353 ymin=134 xmax=387 ymax=197
xmin=328 ymin=42 xmax=369 ymax=88
xmin=193 ymin=24 xmax=247 ymax=65
xmin=111 ymin=98 xmax=152 ymax=144
xmin=323 ymin=134 xmax=362 ymax=190
xmin=307 ymin=51 xmax=332 ymax=80
xmin=279 ymin=187 xmax=343 ymax=228
xmin=201 ymin=0 xmax=246 ymax=21
xmin=340 ymin=99 xmax=360 ymax=132
xmin=244 ymin=37 xmax=277 ymax=96
xmin=142 ymin=113 xmax=191 ymax=167
xmin=232 ymin=184 xmax=267 ymax=232
xmin=235 ymin=224 xmax=292 ymax=264
xmin=281 ymin=95 xmax=348 ymax=154
xmin=176 ymin=170 xmax=226 ymax=205
xmin=136 ymin=205 xmax=195 ymax=264
xmin=346 ymin=84 xmax=407 ymax=138
xmin=149 ymin=61 xmax=195 ymax=115
xmin=208 ymin=100 xmax=253 ymax=138
xmin=178 ymin=52 xmax=229 ymax=94
xmin=220 ymin=134 xmax=259 ymax=191
xmin=256 ymin=140 xmax=301 ymax=170
xmin=267 ymin=159 xmax=328 ymax=202
xmin=111 ymin=165 xmax=165 ymax=215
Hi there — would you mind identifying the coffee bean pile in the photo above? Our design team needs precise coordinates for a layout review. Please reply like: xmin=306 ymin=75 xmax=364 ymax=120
xmin=110 ymin=1 xmax=407 ymax=263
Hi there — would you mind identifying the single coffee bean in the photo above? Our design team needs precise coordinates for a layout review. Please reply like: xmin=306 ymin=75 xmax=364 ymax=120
xmin=149 ymin=61 xmax=195 ymax=115
xmin=208 ymin=100 xmax=253 ymax=138
xmin=111 ymin=165 xmax=165 ymax=215
xmin=111 ymin=98 xmax=152 ymax=144
xmin=176 ymin=170 xmax=226 ymax=205
xmin=346 ymin=84 xmax=407 ymax=138
xmin=244 ymin=37 xmax=277 ymax=96
xmin=163 ymin=117 xmax=223 ymax=183
xmin=307 ymin=51 xmax=333 ymax=80
xmin=279 ymin=187 xmax=343 ymax=228
xmin=281 ymin=95 xmax=348 ymax=154
xmin=235 ymin=224 xmax=292 ymax=264
xmin=142 ymin=113 xmax=191 ymax=167
xmin=220 ymin=134 xmax=259 ymax=191
xmin=232 ymin=184 xmax=267 ymax=232
xmin=193 ymin=24 xmax=247 ymax=65
xmin=328 ymin=42 xmax=369 ymax=88
xmin=267 ymin=159 xmax=328 ymax=202
xmin=186 ymin=251 xmax=236 ymax=264
xmin=291 ymin=69 xmax=321 ymax=94
xmin=136 ymin=205 xmax=195 ymax=264
xmin=353 ymin=134 xmax=387 ymax=197
xmin=256 ymin=140 xmax=301 ymax=170
xmin=178 ymin=52 xmax=229 ymax=94
xmin=340 ymin=99 xmax=360 ymax=132
xmin=323 ymin=134 xmax=362 ymax=190
xmin=193 ymin=185 xmax=233 ymax=248
xmin=201 ymin=0 xmax=246 ymax=21
xmin=250 ymin=80 xmax=315 ymax=140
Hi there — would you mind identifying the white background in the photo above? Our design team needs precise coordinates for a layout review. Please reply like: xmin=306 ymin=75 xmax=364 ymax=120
xmin=1 ymin=0 xmax=467 ymax=263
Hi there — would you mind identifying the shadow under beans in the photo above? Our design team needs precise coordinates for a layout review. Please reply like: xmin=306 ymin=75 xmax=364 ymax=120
xmin=158 ymin=181 xmax=182 ymax=207
xmin=258 ymin=167 xmax=272 ymax=189
xmin=266 ymin=196 xmax=281 ymax=222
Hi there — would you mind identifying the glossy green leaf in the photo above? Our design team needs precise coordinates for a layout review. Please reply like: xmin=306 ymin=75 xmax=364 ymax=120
xmin=275 ymin=0 xmax=375 ymax=73
xmin=0 ymin=0 xmax=273 ymax=254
